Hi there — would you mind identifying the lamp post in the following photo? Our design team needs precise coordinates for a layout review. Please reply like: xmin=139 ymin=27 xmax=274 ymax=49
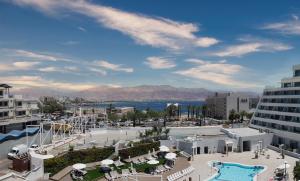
xmin=284 ymin=161 xmax=287 ymax=180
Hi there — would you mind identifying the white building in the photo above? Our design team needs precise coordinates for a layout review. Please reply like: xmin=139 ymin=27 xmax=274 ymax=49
xmin=206 ymin=92 xmax=259 ymax=120
xmin=161 ymin=127 xmax=272 ymax=156
xmin=0 ymin=84 xmax=40 ymax=133
xmin=250 ymin=65 xmax=300 ymax=153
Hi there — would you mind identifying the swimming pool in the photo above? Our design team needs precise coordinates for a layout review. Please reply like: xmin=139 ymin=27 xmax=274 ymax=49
xmin=209 ymin=162 xmax=265 ymax=181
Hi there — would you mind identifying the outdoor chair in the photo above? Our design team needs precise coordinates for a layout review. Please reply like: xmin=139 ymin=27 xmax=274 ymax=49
xmin=105 ymin=173 xmax=112 ymax=181
xmin=130 ymin=168 xmax=137 ymax=175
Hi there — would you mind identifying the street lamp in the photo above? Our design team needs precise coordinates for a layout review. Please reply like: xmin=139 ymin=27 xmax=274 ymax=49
xmin=284 ymin=160 xmax=288 ymax=180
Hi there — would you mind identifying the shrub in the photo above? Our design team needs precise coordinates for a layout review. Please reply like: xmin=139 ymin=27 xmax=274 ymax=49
xmin=119 ymin=141 xmax=159 ymax=159
xmin=44 ymin=147 xmax=114 ymax=175
xmin=294 ymin=162 xmax=300 ymax=180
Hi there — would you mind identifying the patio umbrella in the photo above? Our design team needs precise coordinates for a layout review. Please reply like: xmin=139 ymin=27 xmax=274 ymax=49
xmin=147 ymin=160 xmax=159 ymax=165
xmin=165 ymin=152 xmax=176 ymax=160
xmin=72 ymin=163 xmax=86 ymax=170
xmin=159 ymin=146 xmax=170 ymax=152
xmin=101 ymin=159 xmax=114 ymax=166
xmin=147 ymin=150 xmax=153 ymax=160
xmin=152 ymin=148 xmax=156 ymax=154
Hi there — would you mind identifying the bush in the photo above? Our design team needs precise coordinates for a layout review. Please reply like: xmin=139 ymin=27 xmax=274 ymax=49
xmin=294 ymin=162 xmax=300 ymax=180
xmin=44 ymin=147 xmax=114 ymax=175
xmin=119 ymin=141 xmax=159 ymax=159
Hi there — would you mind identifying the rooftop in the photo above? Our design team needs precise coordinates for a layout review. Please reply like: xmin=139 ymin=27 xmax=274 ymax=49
xmin=223 ymin=127 xmax=266 ymax=137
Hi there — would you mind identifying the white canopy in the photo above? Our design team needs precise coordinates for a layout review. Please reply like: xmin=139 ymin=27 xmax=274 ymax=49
xmin=277 ymin=163 xmax=290 ymax=170
xmin=159 ymin=145 xmax=170 ymax=152
xmin=72 ymin=163 xmax=86 ymax=170
xmin=147 ymin=160 xmax=159 ymax=165
xmin=165 ymin=152 xmax=176 ymax=160
xmin=101 ymin=159 xmax=114 ymax=166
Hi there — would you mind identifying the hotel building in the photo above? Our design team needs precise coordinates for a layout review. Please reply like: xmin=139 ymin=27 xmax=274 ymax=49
xmin=0 ymin=84 xmax=40 ymax=133
xmin=206 ymin=92 xmax=259 ymax=120
xmin=250 ymin=65 xmax=300 ymax=153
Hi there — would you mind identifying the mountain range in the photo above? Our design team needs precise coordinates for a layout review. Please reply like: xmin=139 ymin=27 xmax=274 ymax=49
xmin=13 ymin=85 xmax=212 ymax=101
xmin=13 ymin=85 xmax=258 ymax=101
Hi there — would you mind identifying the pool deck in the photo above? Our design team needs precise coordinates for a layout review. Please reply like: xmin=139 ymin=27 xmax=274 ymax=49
xmin=189 ymin=149 xmax=298 ymax=181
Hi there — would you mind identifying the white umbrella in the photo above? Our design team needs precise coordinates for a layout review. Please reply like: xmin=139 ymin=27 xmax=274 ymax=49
xmin=277 ymin=163 xmax=290 ymax=170
xmin=165 ymin=152 xmax=176 ymax=160
xmin=72 ymin=163 xmax=86 ymax=170
xmin=101 ymin=159 xmax=114 ymax=166
xmin=159 ymin=146 xmax=170 ymax=152
xmin=147 ymin=160 xmax=159 ymax=165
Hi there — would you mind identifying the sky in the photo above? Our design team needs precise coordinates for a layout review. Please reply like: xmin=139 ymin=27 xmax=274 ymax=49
xmin=0 ymin=0 xmax=300 ymax=92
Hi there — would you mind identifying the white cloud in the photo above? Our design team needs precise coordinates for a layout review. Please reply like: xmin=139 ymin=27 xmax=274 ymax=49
xmin=38 ymin=66 xmax=80 ymax=73
xmin=89 ymin=67 xmax=107 ymax=76
xmin=0 ymin=75 xmax=97 ymax=91
xmin=211 ymin=38 xmax=292 ymax=57
xmin=145 ymin=56 xmax=176 ymax=69
xmin=262 ymin=15 xmax=300 ymax=35
xmin=0 ymin=61 xmax=39 ymax=71
xmin=7 ymin=49 xmax=70 ymax=61
xmin=175 ymin=59 xmax=258 ymax=88
xmin=95 ymin=60 xmax=133 ymax=73
xmin=61 ymin=40 xmax=79 ymax=45
xmin=77 ymin=26 xmax=86 ymax=32
xmin=10 ymin=0 xmax=219 ymax=50
xmin=39 ymin=67 xmax=60 ymax=72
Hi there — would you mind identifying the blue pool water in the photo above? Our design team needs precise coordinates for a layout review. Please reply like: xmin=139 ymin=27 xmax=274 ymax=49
xmin=209 ymin=162 xmax=264 ymax=181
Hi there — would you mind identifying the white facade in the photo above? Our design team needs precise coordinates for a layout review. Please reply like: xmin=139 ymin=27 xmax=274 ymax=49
xmin=250 ymin=65 xmax=300 ymax=153
xmin=0 ymin=84 xmax=40 ymax=133
xmin=206 ymin=92 xmax=258 ymax=120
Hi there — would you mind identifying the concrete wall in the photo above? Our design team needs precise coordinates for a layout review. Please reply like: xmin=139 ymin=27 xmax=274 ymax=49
xmin=239 ymin=133 xmax=273 ymax=152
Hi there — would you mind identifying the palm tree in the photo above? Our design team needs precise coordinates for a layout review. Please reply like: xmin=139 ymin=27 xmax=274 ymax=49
xmin=201 ymin=105 xmax=207 ymax=126
xmin=187 ymin=105 xmax=191 ymax=120
xmin=239 ymin=111 xmax=247 ymax=122
xmin=163 ymin=128 xmax=170 ymax=138
xmin=229 ymin=109 xmax=236 ymax=126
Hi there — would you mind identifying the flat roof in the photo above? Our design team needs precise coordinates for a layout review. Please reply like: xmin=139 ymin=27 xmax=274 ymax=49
xmin=224 ymin=127 xmax=266 ymax=137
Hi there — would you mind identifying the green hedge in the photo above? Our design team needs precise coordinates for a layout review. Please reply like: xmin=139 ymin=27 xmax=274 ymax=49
xmin=44 ymin=147 xmax=114 ymax=175
xmin=294 ymin=162 xmax=300 ymax=180
xmin=119 ymin=141 xmax=159 ymax=159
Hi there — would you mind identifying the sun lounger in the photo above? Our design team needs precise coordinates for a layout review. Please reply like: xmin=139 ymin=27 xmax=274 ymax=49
xmin=110 ymin=171 xmax=121 ymax=179
xmin=138 ymin=157 xmax=146 ymax=163
xmin=164 ymin=164 xmax=171 ymax=170
xmin=132 ymin=158 xmax=140 ymax=164
xmin=131 ymin=168 xmax=137 ymax=175
xmin=105 ymin=173 xmax=112 ymax=180
xmin=122 ymin=169 xmax=130 ymax=177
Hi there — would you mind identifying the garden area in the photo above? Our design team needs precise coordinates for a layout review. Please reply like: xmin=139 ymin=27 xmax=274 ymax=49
xmin=81 ymin=158 xmax=166 ymax=181
xmin=294 ymin=161 xmax=300 ymax=180
xmin=44 ymin=146 xmax=114 ymax=175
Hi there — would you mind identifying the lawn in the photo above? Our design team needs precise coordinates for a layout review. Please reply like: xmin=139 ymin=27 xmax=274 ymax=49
xmin=83 ymin=169 xmax=104 ymax=181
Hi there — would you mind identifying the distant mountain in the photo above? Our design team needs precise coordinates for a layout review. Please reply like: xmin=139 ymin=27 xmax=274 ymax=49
xmin=13 ymin=85 xmax=259 ymax=101
xmin=13 ymin=85 xmax=213 ymax=101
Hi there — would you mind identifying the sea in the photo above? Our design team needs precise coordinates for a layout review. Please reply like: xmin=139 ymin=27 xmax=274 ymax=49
xmin=93 ymin=100 xmax=204 ymax=113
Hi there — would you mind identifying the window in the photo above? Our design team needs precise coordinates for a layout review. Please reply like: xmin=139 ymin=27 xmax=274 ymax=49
xmin=0 ymin=90 xmax=3 ymax=97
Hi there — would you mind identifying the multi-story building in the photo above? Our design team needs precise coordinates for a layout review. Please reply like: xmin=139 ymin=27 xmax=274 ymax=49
xmin=0 ymin=84 xmax=40 ymax=133
xmin=206 ymin=92 xmax=259 ymax=120
xmin=250 ymin=65 xmax=300 ymax=153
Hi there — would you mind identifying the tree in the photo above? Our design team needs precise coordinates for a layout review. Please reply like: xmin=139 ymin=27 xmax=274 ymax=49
xmin=239 ymin=111 xmax=247 ymax=122
xmin=108 ymin=113 xmax=119 ymax=122
xmin=163 ymin=128 xmax=170 ymax=138
xmin=39 ymin=97 xmax=64 ymax=114
xmin=187 ymin=105 xmax=191 ymax=119
xmin=294 ymin=163 xmax=300 ymax=180
xmin=201 ymin=105 xmax=208 ymax=126
xmin=228 ymin=109 xmax=236 ymax=126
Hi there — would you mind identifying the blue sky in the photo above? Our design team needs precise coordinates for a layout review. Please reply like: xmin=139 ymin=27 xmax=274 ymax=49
xmin=0 ymin=0 xmax=300 ymax=92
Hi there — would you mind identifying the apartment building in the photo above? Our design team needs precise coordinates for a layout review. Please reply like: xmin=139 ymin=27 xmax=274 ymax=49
xmin=0 ymin=84 xmax=40 ymax=133
xmin=206 ymin=92 xmax=259 ymax=120
xmin=250 ymin=65 xmax=300 ymax=153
